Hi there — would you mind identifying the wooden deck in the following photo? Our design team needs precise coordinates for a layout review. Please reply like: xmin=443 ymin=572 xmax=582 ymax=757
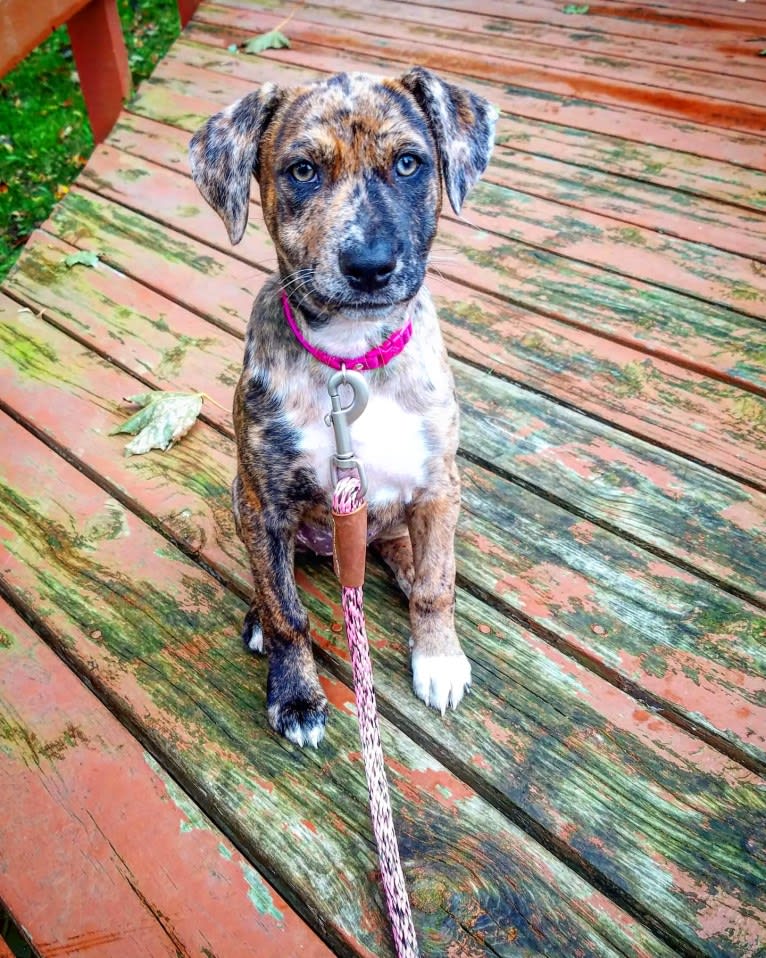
xmin=1 ymin=1 xmax=765 ymax=956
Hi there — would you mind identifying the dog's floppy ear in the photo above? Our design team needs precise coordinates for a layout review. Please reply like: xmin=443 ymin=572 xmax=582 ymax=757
xmin=400 ymin=67 xmax=497 ymax=215
xmin=189 ymin=84 xmax=282 ymax=245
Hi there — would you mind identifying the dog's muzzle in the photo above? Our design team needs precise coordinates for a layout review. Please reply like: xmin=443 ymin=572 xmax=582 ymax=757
xmin=339 ymin=237 xmax=399 ymax=293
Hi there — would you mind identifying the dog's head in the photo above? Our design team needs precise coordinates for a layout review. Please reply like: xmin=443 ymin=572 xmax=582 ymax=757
xmin=190 ymin=69 xmax=496 ymax=320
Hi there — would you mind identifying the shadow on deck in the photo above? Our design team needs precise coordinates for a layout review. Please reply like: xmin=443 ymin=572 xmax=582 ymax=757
xmin=1 ymin=1 xmax=765 ymax=956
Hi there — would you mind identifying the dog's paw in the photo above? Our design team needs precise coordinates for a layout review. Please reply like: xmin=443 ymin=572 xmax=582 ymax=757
xmin=411 ymin=651 xmax=471 ymax=716
xmin=241 ymin=606 xmax=264 ymax=654
xmin=268 ymin=696 xmax=328 ymax=748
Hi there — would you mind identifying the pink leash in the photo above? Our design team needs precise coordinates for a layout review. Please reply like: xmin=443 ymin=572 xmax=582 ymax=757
xmin=328 ymin=372 xmax=420 ymax=958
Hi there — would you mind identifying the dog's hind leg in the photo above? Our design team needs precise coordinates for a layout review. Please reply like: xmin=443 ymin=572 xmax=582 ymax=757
xmin=233 ymin=473 xmax=328 ymax=747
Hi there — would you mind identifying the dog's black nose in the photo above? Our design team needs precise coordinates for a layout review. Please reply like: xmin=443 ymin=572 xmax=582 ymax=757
xmin=339 ymin=239 xmax=397 ymax=293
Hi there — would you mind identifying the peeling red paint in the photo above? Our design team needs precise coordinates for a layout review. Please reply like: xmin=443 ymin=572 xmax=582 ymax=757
xmin=569 ymin=521 xmax=594 ymax=545
xmin=721 ymin=499 xmax=765 ymax=533
xmin=384 ymin=757 xmax=476 ymax=812
xmin=470 ymin=753 xmax=492 ymax=772
xmin=319 ymin=673 xmax=356 ymax=716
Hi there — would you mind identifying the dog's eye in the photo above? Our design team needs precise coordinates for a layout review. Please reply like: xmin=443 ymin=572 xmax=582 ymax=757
xmin=290 ymin=161 xmax=317 ymax=183
xmin=395 ymin=154 xmax=421 ymax=178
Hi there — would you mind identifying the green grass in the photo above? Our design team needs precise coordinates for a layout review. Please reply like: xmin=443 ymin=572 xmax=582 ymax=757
xmin=0 ymin=0 xmax=181 ymax=283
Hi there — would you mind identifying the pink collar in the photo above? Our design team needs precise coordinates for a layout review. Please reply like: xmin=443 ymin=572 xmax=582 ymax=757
xmin=281 ymin=291 xmax=413 ymax=371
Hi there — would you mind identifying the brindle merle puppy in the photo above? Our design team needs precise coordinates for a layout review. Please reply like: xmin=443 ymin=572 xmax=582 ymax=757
xmin=189 ymin=68 xmax=496 ymax=747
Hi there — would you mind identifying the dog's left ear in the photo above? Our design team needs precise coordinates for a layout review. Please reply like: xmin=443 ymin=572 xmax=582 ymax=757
xmin=189 ymin=84 xmax=283 ymax=245
xmin=400 ymin=67 xmax=497 ymax=215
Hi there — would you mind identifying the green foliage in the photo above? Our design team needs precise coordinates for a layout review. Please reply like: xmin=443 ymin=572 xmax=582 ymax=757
xmin=62 ymin=249 xmax=100 ymax=269
xmin=242 ymin=30 xmax=291 ymax=54
xmin=563 ymin=4 xmax=590 ymax=12
xmin=111 ymin=391 xmax=204 ymax=456
xmin=0 ymin=0 xmax=180 ymax=282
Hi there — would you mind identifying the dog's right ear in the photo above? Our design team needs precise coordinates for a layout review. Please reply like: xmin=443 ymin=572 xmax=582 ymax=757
xmin=189 ymin=84 xmax=282 ymax=245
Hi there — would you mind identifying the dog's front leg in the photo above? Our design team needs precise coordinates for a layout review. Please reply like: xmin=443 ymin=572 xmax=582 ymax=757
xmin=406 ymin=464 xmax=471 ymax=714
xmin=234 ymin=474 xmax=327 ymax=747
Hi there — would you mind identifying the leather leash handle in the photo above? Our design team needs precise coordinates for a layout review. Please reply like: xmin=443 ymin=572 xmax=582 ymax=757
xmin=332 ymin=502 xmax=368 ymax=588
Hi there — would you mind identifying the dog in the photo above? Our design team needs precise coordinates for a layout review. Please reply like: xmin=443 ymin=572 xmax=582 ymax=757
xmin=189 ymin=68 xmax=496 ymax=747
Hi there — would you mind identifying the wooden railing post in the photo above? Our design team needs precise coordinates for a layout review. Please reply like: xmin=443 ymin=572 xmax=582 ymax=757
xmin=177 ymin=0 xmax=202 ymax=28
xmin=66 ymin=0 xmax=131 ymax=143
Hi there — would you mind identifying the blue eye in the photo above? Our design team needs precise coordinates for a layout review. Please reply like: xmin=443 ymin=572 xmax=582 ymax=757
xmin=395 ymin=154 xmax=421 ymax=177
xmin=290 ymin=161 xmax=317 ymax=183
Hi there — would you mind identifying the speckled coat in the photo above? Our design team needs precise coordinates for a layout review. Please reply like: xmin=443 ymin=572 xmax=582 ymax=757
xmin=190 ymin=68 xmax=496 ymax=746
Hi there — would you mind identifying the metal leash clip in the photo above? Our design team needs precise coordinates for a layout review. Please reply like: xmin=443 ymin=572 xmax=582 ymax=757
xmin=326 ymin=367 xmax=369 ymax=496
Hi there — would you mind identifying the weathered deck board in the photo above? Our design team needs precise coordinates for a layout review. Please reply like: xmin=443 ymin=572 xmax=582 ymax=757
xmin=135 ymin=58 xmax=766 ymax=288
xmin=190 ymin=3 xmax=766 ymax=132
xmin=10 ymin=229 xmax=766 ymax=610
xmin=42 ymin=175 xmax=766 ymax=491
xmin=383 ymin=0 xmax=766 ymax=42
xmin=127 ymin=57 xmax=766 ymax=216
xmin=0 ymin=599 xmax=332 ymax=958
xmin=261 ymin=0 xmax=766 ymax=81
xmin=199 ymin=1 xmax=766 ymax=116
xmin=2 ymin=299 xmax=765 ymax=958
xmin=0 ymin=410 xmax=680 ymax=958
xmin=179 ymin=22 xmax=766 ymax=168
xmin=7 ymin=248 xmax=766 ymax=763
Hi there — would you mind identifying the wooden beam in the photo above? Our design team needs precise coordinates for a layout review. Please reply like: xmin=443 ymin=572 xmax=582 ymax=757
xmin=177 ymin=0 xmax=202 ymax=28
xmin=67 ymin=0 xmax=131 ymax=143
xmin=0 ymin=598 xmax=333 ymax=958
xmin=0 ymin=0 xmax=90 ymax=75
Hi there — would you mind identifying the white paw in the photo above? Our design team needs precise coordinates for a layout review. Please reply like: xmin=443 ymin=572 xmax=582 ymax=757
xmin=267 ymin=701 xmax=327 ymax=748
xmin=411 ymin=651 xmax=471 ymax=716
xmin=245 ymin=622 xmax=263 ymax=653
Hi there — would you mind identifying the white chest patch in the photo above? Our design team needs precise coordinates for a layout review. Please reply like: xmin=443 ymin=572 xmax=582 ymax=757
xmin=298 ymin=394 xmax=429 ymax=507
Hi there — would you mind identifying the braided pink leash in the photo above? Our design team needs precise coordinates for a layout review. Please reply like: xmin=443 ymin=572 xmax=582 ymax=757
xmin=333 ymin=475 xmax=420 ymax=958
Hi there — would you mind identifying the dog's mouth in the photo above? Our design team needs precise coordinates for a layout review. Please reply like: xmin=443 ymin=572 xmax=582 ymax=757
xmin=289 ymin=288 xmax=411 ymax=327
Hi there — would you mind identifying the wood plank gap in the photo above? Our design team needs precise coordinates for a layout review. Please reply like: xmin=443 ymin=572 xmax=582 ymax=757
xmin=0 ymin=899 xmax=42 ymax=958
xmin=229 ymin=0 xmax=766 ymax=85
xmin=456 ymin=442 xmax=766 ymax=614
xmin=206 ymin=0 xmax=766 ymax=114
xmin=0 ymin=283 xmax=236 ymax=443
xmin=0 ymin=485 xmax=707 ymax=958
xmin=452 ymin=566 xmax=766 ymax=779
xmin=191 ymin=4 xmax=766 ymax=134
xmin=310 ymin=645 xmax=711 ymax=958
xmin=75 ymin=147 xmax=766 ymax=401
xmin=0 ymin=578 xmax=358 ymax=958
xmin=452 ymin=350 xmax=766 ymax=496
